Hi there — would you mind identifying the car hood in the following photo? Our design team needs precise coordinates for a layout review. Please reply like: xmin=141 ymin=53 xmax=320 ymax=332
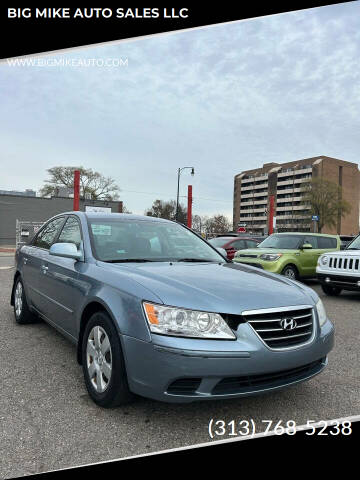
xmin=102 ymin=261 xmax=316 ymax=314
xmin=234 ymin=248 xmax=298 ymax=258
xmin=321 ymin=250 xmax=360 ymax=257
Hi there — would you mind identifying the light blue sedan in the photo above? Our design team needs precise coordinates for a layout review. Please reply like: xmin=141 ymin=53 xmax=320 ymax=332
xmin=11 ymin=212 xmax=334 ymax=407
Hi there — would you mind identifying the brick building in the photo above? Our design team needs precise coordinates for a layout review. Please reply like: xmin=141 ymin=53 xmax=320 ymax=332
xmin=233 ymin=156 xmax=360 ymax=235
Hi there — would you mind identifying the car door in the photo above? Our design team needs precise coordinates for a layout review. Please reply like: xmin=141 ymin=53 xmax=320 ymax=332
xmin=300 ymin=235 xmax=320 ymax=276
xmin=36 ymin=215 xmax=83 ymax=339
xmin=22 ymin=217 xmax=66 ymax=311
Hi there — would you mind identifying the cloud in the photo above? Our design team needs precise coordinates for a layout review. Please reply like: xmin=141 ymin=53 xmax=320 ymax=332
xmin=0 ymin=2 xmax=359 ymax=218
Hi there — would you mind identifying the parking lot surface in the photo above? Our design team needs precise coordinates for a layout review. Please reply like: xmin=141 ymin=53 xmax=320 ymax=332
xmin=0 ymin=260 xmax=359 ymax=478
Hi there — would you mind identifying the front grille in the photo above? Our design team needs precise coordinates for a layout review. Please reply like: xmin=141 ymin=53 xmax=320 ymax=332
xmin=212 ymin=358 xmax=325 ymax=395
xmin=329 ymin=256 xmax=360 ymax=271
xmin=237 ymin=254 xmax=258 ymax=258
xmin=243 ymin=306 xmax=314 ymax=349
xmin=167 ymin=378 xmax=201 ymax=395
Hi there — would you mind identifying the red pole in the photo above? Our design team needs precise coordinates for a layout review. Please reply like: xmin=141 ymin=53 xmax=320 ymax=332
xmin=268 ymin=195 xmax=275 ymax=234
xmin=73 ymin=170 xmax=80 ymax=211
xmin=187 ymin=185 xmax=192 ymax=228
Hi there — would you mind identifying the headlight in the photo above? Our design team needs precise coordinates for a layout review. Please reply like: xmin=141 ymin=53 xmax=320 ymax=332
xmin=320 ymin=255 xmax=328 ymax=266
xmin=143 ymin=302 xmax=236 ymax=339
xmin=260 ymin=253 xmax=282 ymax=261
xmin=316 ymin=298 xmax=327 ymax=327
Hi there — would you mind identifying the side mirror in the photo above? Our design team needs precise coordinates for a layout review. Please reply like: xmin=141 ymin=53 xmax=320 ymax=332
xmin=301 ymin=243 xmax=313 ymax=250
xmin=50 ymin=242 xmax=83 ymax=261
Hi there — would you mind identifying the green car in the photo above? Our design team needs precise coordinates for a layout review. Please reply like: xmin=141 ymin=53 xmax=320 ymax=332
xmin=233 ymin=232 xmax=340 ymax=280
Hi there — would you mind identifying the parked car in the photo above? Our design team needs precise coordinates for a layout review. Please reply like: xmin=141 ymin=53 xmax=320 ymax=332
xmin=339 ymin=235 xmax=355 ymax=250
xmin=208 ymin=236 xmax=260 ymax=260
xmin=11 ymin=213 xmax=334 ymax=406
xmin=233 ymin=232 xmax=340 ymax=280
xmin=317 ymin=234 xmax=360 ymax=296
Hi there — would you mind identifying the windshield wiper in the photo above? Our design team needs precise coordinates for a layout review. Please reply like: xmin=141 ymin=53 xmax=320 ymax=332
xmin=104 ymin=259 xmax=155 ymax=263
xmin=346 ymin=248 xmax=360 ymax=250
xmin=177 ymin=258 xmax=219 ymax=262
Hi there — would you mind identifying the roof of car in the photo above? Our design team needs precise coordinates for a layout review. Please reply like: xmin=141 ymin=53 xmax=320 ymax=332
xmin=62 ymin=212 xmax=174 ymax=223
xmin=272 ymin=232 xmax=339 ymax=238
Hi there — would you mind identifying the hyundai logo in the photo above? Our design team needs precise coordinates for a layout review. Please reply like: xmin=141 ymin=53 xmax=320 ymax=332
xmin=280 ymin=318 xmax=297 ymax=330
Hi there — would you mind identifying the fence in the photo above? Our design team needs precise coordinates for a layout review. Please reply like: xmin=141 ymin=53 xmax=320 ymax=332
xmin=16 ymin=220 xmax=44 ymax=250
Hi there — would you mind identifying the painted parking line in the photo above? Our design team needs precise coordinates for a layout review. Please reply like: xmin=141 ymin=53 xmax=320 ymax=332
xmin=0 ymin=266 xmax=14 ymax=270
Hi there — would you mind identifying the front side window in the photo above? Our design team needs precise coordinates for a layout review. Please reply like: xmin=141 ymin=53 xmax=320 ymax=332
xmin=246 ymin=240 xmax=259 ymax=248
xmin=88 ymin=219 xmax=225 ymax=263
xmin=58 ymin=217 xmax=82 ymax=249
xmin=33 ymin=217 xmax=65 ymax=250
xmin=303 ymin=236 xmax=319 ymax=248
xmin=258 ymin=234 xmax=302 ymax=249
xmin=232 ymin=239 xmax=247 ymax=249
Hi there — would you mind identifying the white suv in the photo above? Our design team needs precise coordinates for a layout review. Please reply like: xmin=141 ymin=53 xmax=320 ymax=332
xmin=317 ymin=234 xmax=360 ymax=296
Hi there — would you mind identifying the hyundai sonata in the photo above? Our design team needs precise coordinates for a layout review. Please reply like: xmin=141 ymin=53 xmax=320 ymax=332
xmin=11 ymin=212 xmax=334 ymax=407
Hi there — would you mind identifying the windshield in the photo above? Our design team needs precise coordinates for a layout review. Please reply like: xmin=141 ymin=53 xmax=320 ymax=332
xmin=88 ymin=218 xmax=225 ymax=262
xmin=346 ymin=235 xmax=360 ymax=250
xmin=258 ymin=234 xmax=302 ymax=249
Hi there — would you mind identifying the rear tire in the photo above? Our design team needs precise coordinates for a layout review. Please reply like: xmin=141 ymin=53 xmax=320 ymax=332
xmin=81 ymin=311 xmax=134 ymax=408
xmin=281 ymin=265 xmax=298 ymax=280
xmin=321 ymin=284 xmax=342 ymax=296
xmin=13 ymin=277 xmax=37 ymax=324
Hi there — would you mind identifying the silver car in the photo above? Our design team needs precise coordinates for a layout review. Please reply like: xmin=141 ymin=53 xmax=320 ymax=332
xmin=11 ymin=212 xmax=334 ymax=407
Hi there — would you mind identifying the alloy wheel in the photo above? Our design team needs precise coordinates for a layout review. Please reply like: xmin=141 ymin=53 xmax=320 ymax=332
xmin=283 ymin=268 xmax=296 ymax=279
xmin=86 ymin=326 xmax=112 ymax=393
xmin=14 ymin=282 xmax=23 ymax=318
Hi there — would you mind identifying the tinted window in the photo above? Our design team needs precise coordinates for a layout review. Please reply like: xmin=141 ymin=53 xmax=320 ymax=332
xmin=303 ymin=236 xmax=318 ymax=248
xmin=318 ymin=237 xmax=337 ymax=249
xmin=246 ymin=240 xmax=259 ymax=248
xmin=232 ymin=239 xmax=247 ymax=250
xmin=258 ymin=235 xmax=302 ymax=249
xmin=208 ymin=237 xmax=230 ymax=247
xmin=33 ymin=217 xmax=65 ymax=250
xmin=58 ymin=217 xmax=82 ymax=249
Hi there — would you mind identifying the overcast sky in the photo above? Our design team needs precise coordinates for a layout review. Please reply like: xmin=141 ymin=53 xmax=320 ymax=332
xmin=1 ymin=2 xmax=359 ymax=219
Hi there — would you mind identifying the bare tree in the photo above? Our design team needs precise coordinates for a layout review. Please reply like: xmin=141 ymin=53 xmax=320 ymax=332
xmin=300 ymin=177 xmax=352 ymax=232
xmin=145 ymin=199 xmax=187 ymax=224
xmin=203 ymin=214 xmax=232 ymax=236
xmin=40 ymin=166 xmax=120 ymax=201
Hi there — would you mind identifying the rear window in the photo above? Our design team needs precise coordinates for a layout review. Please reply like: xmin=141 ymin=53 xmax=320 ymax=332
xmin=208 ymin=238 xmax=229 ymax=247
xmin=318 ymin=237 xmax=337 ymax=249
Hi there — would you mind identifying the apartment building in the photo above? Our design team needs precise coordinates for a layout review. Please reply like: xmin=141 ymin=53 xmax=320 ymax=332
xmin=233 ymin=156 xmax=360 ymax=235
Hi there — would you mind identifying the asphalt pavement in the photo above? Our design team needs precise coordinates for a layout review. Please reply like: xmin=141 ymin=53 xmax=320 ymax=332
xmin=0 ymin=261 xmax=359 ymax=478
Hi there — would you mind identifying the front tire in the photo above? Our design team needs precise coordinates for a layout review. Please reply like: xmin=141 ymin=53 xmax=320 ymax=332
xmin=81 ymin=311 xmax=134 ymax=408
xmin=13 ymin=277 xmax=37 ymax=324
xmin=321 ymin=284 xmax=342 ymax=296
xmin=281 ymin=265 xmax=298 ymax=280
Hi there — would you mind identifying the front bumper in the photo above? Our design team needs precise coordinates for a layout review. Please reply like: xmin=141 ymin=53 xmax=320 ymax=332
xmin=317 ymin=272 xmax=360 ymax=291
xmin=233 ymin=257 xmax=283 ymax=273
xmin=121 ymin=319 xmax=334 ymax=403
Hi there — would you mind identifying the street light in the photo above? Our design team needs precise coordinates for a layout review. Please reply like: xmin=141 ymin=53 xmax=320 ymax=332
xmin=176 ymin=166 xmax=194 ymax=221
